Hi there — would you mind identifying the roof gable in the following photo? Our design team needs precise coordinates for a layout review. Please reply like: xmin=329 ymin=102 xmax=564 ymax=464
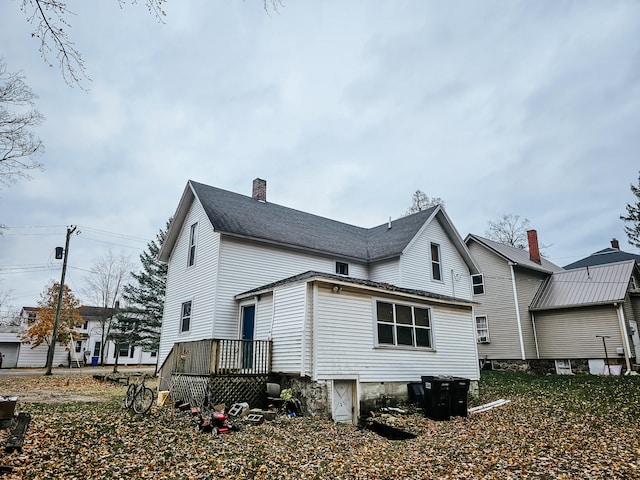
xmin=530 ymin=260 xmax=636 ymax=311
xmin=465 ymin=234 xmax=563 ymax=274
xmin=159 ymin=180 xmax=479 ymax=272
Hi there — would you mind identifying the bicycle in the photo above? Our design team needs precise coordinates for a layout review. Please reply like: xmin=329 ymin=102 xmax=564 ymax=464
xmin=124 ymin=374 xmax=155 ymax=414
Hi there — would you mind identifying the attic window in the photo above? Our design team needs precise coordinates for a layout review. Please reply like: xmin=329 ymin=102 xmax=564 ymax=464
xmin=430 ymin=243 xmax=442 ymax=282
xmin=335 ymin=262 xmax=349 ymax=276
xmin=188 ymin=222 xmax=198 ymax=267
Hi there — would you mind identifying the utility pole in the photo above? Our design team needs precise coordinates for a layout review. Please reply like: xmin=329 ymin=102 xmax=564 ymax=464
xmin=45 ymin=225 xmax=77 ymax=375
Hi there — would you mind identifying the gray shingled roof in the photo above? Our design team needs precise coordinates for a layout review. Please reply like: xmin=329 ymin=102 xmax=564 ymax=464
xmin=236 ymin=270 xmax=477 ymax=306
xmin=189 ymin=180 xmax=439 ymax=262
xmin=563 ymin=247 xmax=640 ymax=270
xmin=530 ymin=260 xmax=636 ymax=311
xmin=465 ymin=234 xmax=563 ymax=274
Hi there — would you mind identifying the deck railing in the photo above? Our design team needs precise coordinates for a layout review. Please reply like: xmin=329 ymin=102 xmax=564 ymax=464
xmin=163 ymin=338 xmax=272 ymax=378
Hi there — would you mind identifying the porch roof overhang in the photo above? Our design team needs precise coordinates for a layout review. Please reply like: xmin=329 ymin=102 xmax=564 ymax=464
xmin=235 ymin=270 xmax=478 ymax=309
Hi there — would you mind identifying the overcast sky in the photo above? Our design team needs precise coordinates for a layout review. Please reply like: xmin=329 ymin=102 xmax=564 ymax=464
xmin=1 ymin=1 xmax=639 ymax=311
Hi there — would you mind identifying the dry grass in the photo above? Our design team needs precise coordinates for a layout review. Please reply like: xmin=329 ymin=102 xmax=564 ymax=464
xmin=0 ymin=371 xmax=638 ymax=479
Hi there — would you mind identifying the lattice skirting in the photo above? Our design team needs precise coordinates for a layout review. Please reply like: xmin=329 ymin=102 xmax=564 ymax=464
xmin=208 ymin=375 xmax=268 ymax=409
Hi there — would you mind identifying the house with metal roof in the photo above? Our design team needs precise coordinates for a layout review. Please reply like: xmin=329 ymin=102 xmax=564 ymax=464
xmin=465 ymin=232 xmax=640 ymax=375
xmin=157 ymin=178 xmax=481 ymax=423
xmin=530 ymin=260 xmax=640 ymax=374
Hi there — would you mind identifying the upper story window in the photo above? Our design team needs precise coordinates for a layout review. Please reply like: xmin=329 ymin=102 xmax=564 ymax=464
xmin=335 ymin=262 xmax=349 ymax=276
xmin=188 ymin=222 xmax=198 ymax=267
xmin=430 ymin=243 xmax=442 ymax=281
xmin=376 ymin=301 xmax=432 ymax=349
xmin=180 ymin=301 xmax=192 ymax=333
xmin=472 ymin=274 xmax=485 ymax=295
xmin=475 ymin=315 xmax=490 ymax=343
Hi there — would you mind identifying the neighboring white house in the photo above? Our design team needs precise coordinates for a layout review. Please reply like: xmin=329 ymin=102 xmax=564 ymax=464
xmin=158 ymin=178 xmax=481 ymax=422
xmin=0 ymin=306 xmax=157 ymax=368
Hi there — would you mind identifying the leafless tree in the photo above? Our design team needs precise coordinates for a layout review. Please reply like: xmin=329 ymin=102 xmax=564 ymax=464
xmin=17 ymin=0 xmax=284 ymax=88
xmin=18 ymin=0 xmax=167 ymax=88
xmin=485 ymin=213 xmax=552 ymax=255
xmin=0 ymin=59 xmax=44 ymax=187
xmin=404 ymin=190 xmax=445 ymax=216
xmin=82 ymin=249 xmax=135 ymax=364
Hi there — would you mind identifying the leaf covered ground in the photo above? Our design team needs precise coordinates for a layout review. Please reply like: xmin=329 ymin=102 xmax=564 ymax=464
xmin=0 ymin=371 xmax=639 ymax=479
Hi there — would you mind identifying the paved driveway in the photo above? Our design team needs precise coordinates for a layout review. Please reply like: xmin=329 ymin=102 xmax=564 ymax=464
xmin=0 ymin=366 xmax=156 ymax=377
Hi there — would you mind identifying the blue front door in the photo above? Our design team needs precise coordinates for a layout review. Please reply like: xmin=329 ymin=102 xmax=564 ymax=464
xmin=241 ymin=305 xmax=255 ymax=369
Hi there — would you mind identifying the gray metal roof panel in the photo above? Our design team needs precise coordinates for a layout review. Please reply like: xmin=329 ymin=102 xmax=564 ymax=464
xmin=530 ymin=260 xmax=635 ymax=311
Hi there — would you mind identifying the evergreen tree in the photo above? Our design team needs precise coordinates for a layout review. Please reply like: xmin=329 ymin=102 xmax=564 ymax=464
xmin=621 ymin=171 xmax=640 ymax=249
xmin=110 ymin=219 xmax=170 ymax=366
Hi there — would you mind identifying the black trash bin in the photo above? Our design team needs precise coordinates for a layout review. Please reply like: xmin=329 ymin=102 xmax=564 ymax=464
xmin=421 ymin=375 xmax=452 ymax=421
xmin=407 ymin=382 xmax=424 ymax=405
xmin=450 ymin=377 xmax=470 ymax=417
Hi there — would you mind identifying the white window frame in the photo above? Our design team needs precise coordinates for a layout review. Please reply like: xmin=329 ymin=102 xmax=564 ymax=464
xmin=188 ymin=222 xmax=198 ymax=267
xmin=430 ymin=242 xmax=443 ymax=282
xmin=475 ymin=315 xmax=490 ymax=343
xmin=472 ymin=274 xmax=485 ymax=295
xmin=180 ymin=300 xmax=192 ymax=333
xmin=374 ymin=299 xmax=433 ymax=349
xmin=335 ymin=261 xmax=349 ymax=276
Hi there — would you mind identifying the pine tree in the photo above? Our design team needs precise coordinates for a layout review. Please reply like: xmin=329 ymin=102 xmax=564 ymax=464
xmin=110 ymin=219 xmax=170 ymax=364
xmin=621 ymin=171 xmax=640 ymax=250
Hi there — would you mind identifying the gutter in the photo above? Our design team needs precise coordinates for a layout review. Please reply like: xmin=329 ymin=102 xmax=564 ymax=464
xmin=616 ymin=303 xmax=632 ymax=373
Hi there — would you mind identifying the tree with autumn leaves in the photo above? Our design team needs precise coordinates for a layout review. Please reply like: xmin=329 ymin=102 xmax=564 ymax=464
xmin=20 ymin=280 xmax=82 ymax=348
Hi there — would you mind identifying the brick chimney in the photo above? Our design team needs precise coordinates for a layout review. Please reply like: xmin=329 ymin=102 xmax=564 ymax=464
xmin=611 ymin=238 xmax=620 ymax=250
xmin=252 ymin=178 xmax=266 ymax=202
xmin=527 ymin=229 xmax=541 ymax=264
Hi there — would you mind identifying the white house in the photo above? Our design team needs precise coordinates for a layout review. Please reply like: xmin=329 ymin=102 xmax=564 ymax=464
xmin=158 ymin=179 xmax=481 ymax=422
xmin=0 ymin=306 xmax=157 ymax=369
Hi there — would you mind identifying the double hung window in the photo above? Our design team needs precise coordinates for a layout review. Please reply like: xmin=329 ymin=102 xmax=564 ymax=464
xmin=472 ymin=274 xmax=485 ymax=295
xmin=430 ymin=243 xmax=442 ymax=281
xmin=188 ymin=222 xmax=198 ymax=267
xmin=475 ymin=315 xmax=490 ymax=343
xmin=180 ymin=301 xmax=192 ymax=333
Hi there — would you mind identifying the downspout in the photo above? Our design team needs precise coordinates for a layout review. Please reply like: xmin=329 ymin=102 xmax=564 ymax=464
xmin=300 ymin=284 xmax=307 ymax=377
xmin=509 ymin=263 xmax=526 ymax=360
xmin=268 ymin=291 xmax=277 ymax=340
xmin=616 ymin=303 xmax=632 ymax=373
xmin=312 ymin=283 xmax=319 ymax=382
xmin=531 ymin=312 xmax=540 ymax=359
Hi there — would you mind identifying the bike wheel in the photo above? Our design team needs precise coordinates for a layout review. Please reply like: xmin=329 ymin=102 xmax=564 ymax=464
xmin=133 ymin=387 xmax=154 ymax=414
xmin=124 ymin=384 xmax=136 ymax=409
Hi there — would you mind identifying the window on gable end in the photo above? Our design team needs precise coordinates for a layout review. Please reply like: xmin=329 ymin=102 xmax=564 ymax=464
xmin=472 ymin=274 xmax=485 ymax=295
xmin=188 ymin=222 xmax=198 ymax=267
xmin=335 ymin=262 xmax=349 ymax=276
xmin=180 ymin=301 xmax=192 ymax=333
xmin=430 ymin=243 xmax=442 ymax=281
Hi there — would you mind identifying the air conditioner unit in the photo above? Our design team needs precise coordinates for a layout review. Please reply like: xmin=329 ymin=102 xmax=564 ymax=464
xmin=478 ymin=335 xmax=490 ymax=344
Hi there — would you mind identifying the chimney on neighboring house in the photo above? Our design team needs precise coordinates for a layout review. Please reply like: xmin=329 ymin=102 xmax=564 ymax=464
xmin=611 ymin=238 xmax=620 ymax=250
xmin=252 ymin=178 xmax=267 ymax=202
xmin=527 ymin=229 xmax=541 ymax=264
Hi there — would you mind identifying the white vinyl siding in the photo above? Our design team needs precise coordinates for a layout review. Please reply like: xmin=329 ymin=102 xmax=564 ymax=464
xmin=214 ymin=237 xmax=367 ymax=339
xmin=313 ymin=285 xmax=479 ymax=382
xmin=535 ymin=305 xmax=624 ymax=359
xmin=400 ymin=218 xmax=472 ymax=300
xmin=369 ymin=259 xmax=400 ymax=285
xmin=269 ymin=283 xmax=307 ymax=374
xmin=159 ymin=199 xmax=220 ymax=365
